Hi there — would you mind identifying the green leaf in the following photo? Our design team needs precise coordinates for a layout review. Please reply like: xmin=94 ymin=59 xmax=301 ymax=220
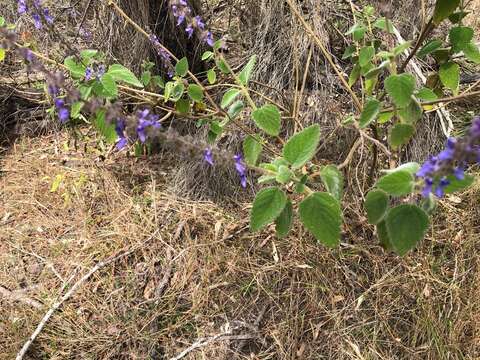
xmin=449 ymin=26 xmax=474 ymax=53
xmin=373 ymin=17 xmax=394 ymax=33
xmin=221 ymin=89 xmax=241 ymax=108
xmin=80 ymin=49 xmax=98 ymax=62
xmin=376 ymin=170 xmax=414 ymax=196
xmin=378 ymin=111 xmax=394 ymax=124
xmin=444 ymin=174 xmax=475 ymax=194
xmin=176 ymin=98 xmax=191 ymax=114
xmin=0 ymin=48 xmax=5 ymax=62
xmin=107 ymin=64 xmax=143 ymax=87
xmin=252 ymin=104 xmax=281 ymax=136
xmin=0 ymin=16 xmax=5 ymax=27
xmin=141 ymin=71 xmax=152 ymax=86
xmin=365 ymin=190 xmax=389 ymax=224
xmin=382 ymin=162 xmax=420 ymax=175
xmin=275 ymin=199 xmax=293 ymax=239
xmin=346 ymin=23 xmax=367 ymax=41
xmin=359 ymin=98 xmax=381 ymax=128
xmin=243 ymin=136 xmax=263 ymax=166
xmin=439 ymin=62 xmax=460 ymax=95
xmin=433 ymin=0 xmax=461 ymax=25
xmin=228 ymin=100 xmax=244 ymax=119
xmin=64 ymin=56 xmax=86 ymax=79
xmin=70 ymin=101 xmax=84 ymax=119
xmin=276 ymin=165 xmax=294 ymax=184
xmin=364 ymin=60 xmax=390 ymax=79
xmin=207 ymin=69 xmax=217 ymax=84
xmin=416 ymin=87 xmax=438 ymax=101
xmin=320 ymin=165 xmax=344 ymax=200
xmin=377 ymin=221 xmax=393 ymax=250
xmin=398 ymin=100 xmax=423 ymax=124
xmin=417 ymin=39 xmax=443 ymax=58
xmin=299 ymin=192 xmax=342 ymax=248
xmin=385 ymin=205 xmax=429 ymax=256
xmin=464 ymin=42 xmax=480 ymax=64
xmin=170 ymin=83 xmax=185 ymax=102
xmin=393 ymin=41 xmax=412 ymax=56
xmin=100 ymin=73 xmax=118 ymax=98
xmin=349 ymin=63 xmax=361 ymax=86
xmin=188 ymin=84 xmax=204 ymax=102
xmin=449 ymin=11 xmax=470 ymax=24
xmin=201 ymin=51 xmax=214 ymax=61
xmin=175 ymin=57 xmax=189 ymax=77
xmin=94 ymin=110 xmax=117 ymax=144
xmin=283 ymin=124 xmax=321 ymax=169
xmin=359 ymin=46 xmax=375 ymax=67
xmin=250 ymin=187 xmax=288 ymax=232
xmin=239 ymin=55 xmax=257 ymax=85
xmin=342 ymin=45 xmax=357 ymax=59
xmin=385 ymin=74 xmax=416 ymax=108
xmin=216 ymin=59 xmax=230 ymax=74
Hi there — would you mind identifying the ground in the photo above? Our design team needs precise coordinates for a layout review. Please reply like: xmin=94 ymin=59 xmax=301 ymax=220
xmin=1 ymin=132 xmax=479 ymax=359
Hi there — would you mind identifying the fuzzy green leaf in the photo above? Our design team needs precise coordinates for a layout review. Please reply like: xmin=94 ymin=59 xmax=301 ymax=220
xmin=283 ymin=124 xmax=321 ymax=169
xmin=385 ymin=74 xmax=416 ymax=108
xmin=376 ymin=170 xmax=415 ymax=196
xmin=250 ymin=187 xmax=287 ymax=232
xmin=299 ymin=192 xmax=342 ymax=248
xmin=365 ymin=190 xmax=389 ymax=224
xmin=252 ymin=104 xmax=281 ymax=136
xmin=385 ymin=205 xmax=429 ymax=256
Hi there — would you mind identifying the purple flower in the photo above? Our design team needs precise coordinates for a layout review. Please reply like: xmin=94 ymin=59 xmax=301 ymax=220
xmin=18 ymin=0 xmax=27 ymax=14
xmin=58 ymin=107 xmax=70 ymax=123
xmin=177 ymin=15 xmax=185 ymax=26
xmin=116 ymin=137 xmax=128 ymax=150
xmin=48 ymin=84 xmax=59 ymax=96
xmin=421 ymin=178 xmax=434 ymax=198
xmin=204 ymin=148 xmax=214 ymax=166
xmin=32 ymin=13 xmax=42 ymax=29
xmin=234 ymin=154 xmax=247 ymax=188
xmin=85 ymin=67 xmax=93 ymax=81
xmin=43 ymin=8 xmax=53 ymax=24
xmin=54 ymin=98 xmax=65 ymax=108
xmin=204 ymin=31 xmax=214 ymax=47
xmin=454 ymin=166 xmax=465 ymax=180
xmin=96 ymin=65 xmax=106 ymax=80
xmin=434 ymin=177 xmax=450 ymax=198
xmin=194 ymin=16 xmax=205 ymax=29
xmin=136 ymin=109 xmax=161 ymax=143
xmin=185 ymin=24 xmax=194 ymax=38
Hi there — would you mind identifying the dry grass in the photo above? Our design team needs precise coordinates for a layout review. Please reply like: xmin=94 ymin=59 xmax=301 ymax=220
xmin=1 ymin=133 xmax=479 ymax=359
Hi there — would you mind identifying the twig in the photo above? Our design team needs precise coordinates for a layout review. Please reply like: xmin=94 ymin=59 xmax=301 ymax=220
xmin=15 ymin=230 xmax=161 ymax=360
xmin=169 ymin=329 xmax=255 ymax=360
xmin=0 ymin=285 xmax=43 ymax=309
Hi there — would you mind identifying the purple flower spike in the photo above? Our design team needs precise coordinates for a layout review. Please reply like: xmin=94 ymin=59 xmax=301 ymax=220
xmin=116 ymin=137 xmax=128 ymax=150
xmin=32 ymin=13 xmax=42 ymax=29
xmin=204 ymin=148 xmax=214 ymax=166
xmin=434 ymin=178 xmax=450 ymax=198
xmin=454 ymin=166 xmax=465 ymax=180
xmin=58 ymin=107 xmax=70 ymax=123
xmin=18 ymin=0 xmax=28 ymax=14
xmin=43 ymin=8 xmax=53 ymax=24
xmin=234 ymin=154 xmax=247 ymax=188
xmin=204 ymin=31 xmax=214 ymax=47
xmin=185 ymin=24 xmax=194 ymax=38
xmin=194 ymin=16 xmax=205 ymax=29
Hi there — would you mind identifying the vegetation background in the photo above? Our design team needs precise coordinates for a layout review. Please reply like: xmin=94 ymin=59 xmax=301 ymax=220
xmin=1 ymin=0 xmax=480 ymax=359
